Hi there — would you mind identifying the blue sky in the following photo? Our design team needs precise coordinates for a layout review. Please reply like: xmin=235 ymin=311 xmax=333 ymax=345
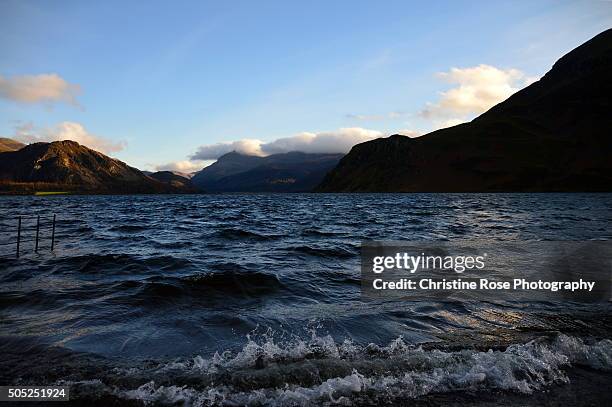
xmin=1 ymin=0 xmax=611 ymax=171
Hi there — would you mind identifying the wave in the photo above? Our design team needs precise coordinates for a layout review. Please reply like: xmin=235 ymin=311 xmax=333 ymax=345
xmin=288 ymin=245 xmax=356 ymax=259
xmin=49 ymin=253 xmax=194 ymax=275
xmin=212 ymin=228 xmax=283 ymax=241
xmin=182 ymin=270 xmax=284 ymax=294
xmin=300 ymin=228 xmax=344 ymax=237
xmin=60 ymin=333 xmax=612 ymax=406
xmin=108 ymin=225 xmax=148 ymax=233
xmin=151 ymin=240 xmax=194 ymax=249
xmin=71 ymin=225 xmax=95 ymax=234
xmin=116 ymin=270 xmax=286 ymax=305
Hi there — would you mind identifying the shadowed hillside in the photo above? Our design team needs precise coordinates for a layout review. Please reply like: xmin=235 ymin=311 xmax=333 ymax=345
xmin=148 ymin=171 xmax=198 ymax=191
xmin=317 ymin=29 xmax=612 ymax=192
xmin=192 ymin=151 xmax=343 ymax=192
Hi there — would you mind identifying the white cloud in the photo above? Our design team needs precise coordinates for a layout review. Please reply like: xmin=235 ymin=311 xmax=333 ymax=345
xmin=345 ymin=65 xmax=536 ymax=133
xmin=420 ymin=64 xmax=536 ymax=122
xmin=262 ymin=127 xmax=384 ymax=155
xmin=396 ymin=129 xmax=422 ymax=138
xmin=152 ymin=126 xmax=420 ymax=171
xmin=148 ymin=64 xmax=537 ymax=170
xmin=189 ymin=127 xmax=385 ymax=160
xmin=12 ymin=121 xmax=126 ymax=154
xmin=160 ymin=128 xmax=388 ymax=170
xmin=154 ymin=160 xmax=208 ymax=174
xmin=190 ymin=138 xmax=265 ymax=160
xmin=0 ymin=73 xmax=81 ymax=107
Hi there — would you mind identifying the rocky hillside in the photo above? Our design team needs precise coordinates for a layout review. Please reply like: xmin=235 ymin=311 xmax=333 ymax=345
xmin=0 ymin=140 xmax=195 ymax=194
xmin=0 ymin=137 xmax=25 ymax=153
xmin=317 ymin=29 xmax=612 ymax=192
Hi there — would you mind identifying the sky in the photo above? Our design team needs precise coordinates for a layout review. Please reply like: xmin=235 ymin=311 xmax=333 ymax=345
xmin=1 ymin=0 xmax=611 ymax=172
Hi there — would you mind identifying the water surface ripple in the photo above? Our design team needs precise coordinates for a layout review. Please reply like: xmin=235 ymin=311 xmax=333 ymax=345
xmin=1 ymin=193 xmax=611 ymax=405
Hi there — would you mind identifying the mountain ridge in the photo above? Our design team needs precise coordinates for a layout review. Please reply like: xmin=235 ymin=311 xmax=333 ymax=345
xmin=317 ymin=29 xmax=612 ymax=192
xmin=192 ymin=151 xmax=344 ymax=192
xmin=148 ymin=171 xmax=197 ymax=191
xmin=0 ymin=137 xmax=25 ymax=153
xmin=0 ymin=140 xmax=196 ymax=194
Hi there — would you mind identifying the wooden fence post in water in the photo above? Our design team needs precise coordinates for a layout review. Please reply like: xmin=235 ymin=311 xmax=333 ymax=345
xmin=51 ymin=214 xmax=56 ymax=251
xmin=16 ymin=216 xmax=21 ymax=258
xmin=35 ymin=215 xmax=40 ymax=253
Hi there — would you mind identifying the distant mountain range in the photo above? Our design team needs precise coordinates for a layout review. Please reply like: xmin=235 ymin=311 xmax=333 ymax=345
xmin=0 ymin=140 xmax=197 ymax=194
xmin=191 ymin=151 xmax=344 ymax=192
xmin=147 ymin=171 xmax=196 ymax=190
xmin=0 ymin=140 xmax=341 ymax=194
xmin=143 ymin=170 xmax=195 ymax=179
xmin=318 ymin=29 xmax=612 ymax=192
xmin=1 ymin=30 xmax=609 ymax=195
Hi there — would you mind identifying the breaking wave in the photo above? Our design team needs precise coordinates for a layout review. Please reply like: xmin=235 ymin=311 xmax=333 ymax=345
xmin=63 ymin=333 xmax=612 ymax=406
xmin=3 ymin=194 xmax=612 ymax=405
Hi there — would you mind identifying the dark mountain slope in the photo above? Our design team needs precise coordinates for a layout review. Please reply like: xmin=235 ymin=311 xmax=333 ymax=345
xmin=0 ymin=140 xmax=193 ymax=194
xmin=148 ymin=171 xmax=198 ymax=191
xmin=192 ymin=151 xmax=344 ymax=192
xmin=0 ymin=138 xmax=25 ymax=152
xmin=191 ymin=152 xmax=264 ymax=187
xmin=317 ymin=29 xmax=612 ymax=192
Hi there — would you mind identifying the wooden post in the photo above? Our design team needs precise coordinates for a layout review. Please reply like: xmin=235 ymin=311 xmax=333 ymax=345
xmin=16 ymin=216 xmax=21 ymax=258
xmin=51 ymin=214 xmax=56 ymax=251
xmin=35 ymin=215 xmax=40 ymax=253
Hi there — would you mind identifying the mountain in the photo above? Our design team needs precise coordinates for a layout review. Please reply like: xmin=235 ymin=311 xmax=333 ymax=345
xmin=317 ymin=29 xmax=612 ymax=192
xmin=0 ymin=140 xmax=195 ymax=194
xmin=148 ymin=171 xmax=197 ymax=191
xmin=144 ymin=170 xmax=195 ymax=179
xmin=192 ymin=151 xmax=344 ymax=192
xmin=0 ymin=137 xmax=25 ymax=153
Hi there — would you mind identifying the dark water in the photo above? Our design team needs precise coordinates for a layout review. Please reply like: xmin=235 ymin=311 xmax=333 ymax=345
xmin=1 ymin=193 xmax=611 ymax=406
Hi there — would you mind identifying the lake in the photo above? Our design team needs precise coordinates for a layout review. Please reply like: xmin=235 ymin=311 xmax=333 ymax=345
xmin=1 ymin=193 xmax=611 ymax=405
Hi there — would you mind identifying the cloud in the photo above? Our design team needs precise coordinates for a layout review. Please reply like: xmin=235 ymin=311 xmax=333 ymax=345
xmin=190 ymin=127 xmax=385 ymax=160
xmin=190 ymin=139 xmax=265 ymax=160
xmin=420 ymin=64 xmax=536 ymax=122
xmin=12 ymin=121 xmax=126 ymax=154
xmin=0 ymin=73 xmax=81 ymax=107
xmin=154 ymin=160 xmax=207 ymax=174
xmin=344 ymin=65 xmax=536 ymax=133
xmin=396 ymin=129 xmax=422 ymax=138
xmin=262 ymin=127 xmax=384 ymax=155
xmin=159 ymin=127 xmax=418 ymax=171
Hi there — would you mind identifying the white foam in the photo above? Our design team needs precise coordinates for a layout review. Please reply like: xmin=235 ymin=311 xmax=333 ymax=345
xmin=115 ymin=333 xmax=612 ymax=406
xmin=151 ymin=328 xmax=354 ymax=375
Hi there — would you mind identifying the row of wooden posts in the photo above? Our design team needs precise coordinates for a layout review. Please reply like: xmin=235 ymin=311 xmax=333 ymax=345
xmin=2 ymin=215 xmax=56 ymax=258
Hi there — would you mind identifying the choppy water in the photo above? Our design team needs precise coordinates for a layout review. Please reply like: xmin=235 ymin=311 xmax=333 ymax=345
xmin=1 ymin=193 xmax=611 ymax=406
